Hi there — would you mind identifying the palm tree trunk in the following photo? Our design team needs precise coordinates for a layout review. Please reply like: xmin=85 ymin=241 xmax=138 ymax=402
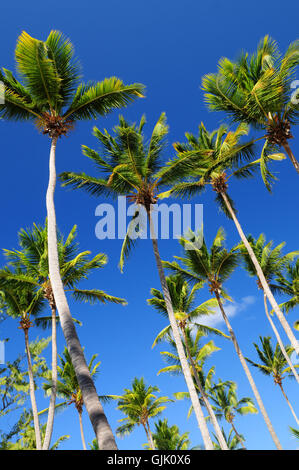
xmin=214 ymin=291 xmax=283 ymax=450
xmin=282 ymin=142 xmax=299 ymax=175
xmin=78 ymin=410 xmax=87 ymax=450
xmin=147 ymin=209 xmax=214 ymax=450
xmin=263 ymin=293 xmax=299 ymax=385
xmin=277 ymin=382 xmax=299 ymax=426
xmin=181 ymin=327 xmax=228 ymax=450
xmin=231 ymin=422 xmax=246 ymax=450
xmin=42 ymin=305 xmax=57 ymax=449
xmin=146 ymin=420 xmax=155 ymax=450
xmin=46 ymin=137 xmax=117 ymax=450
xmin=24 ymin=328 xmax=42 ymax=450
xmin=220 ymin=190 xmax=299 ymax=355
xmin=142 ymin=422 xmax=153 ymax=449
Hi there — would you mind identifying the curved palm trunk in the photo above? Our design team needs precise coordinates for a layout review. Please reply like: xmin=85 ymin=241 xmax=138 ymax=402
xmin=282 ymin=142 xmax=299 ymax=175
xmin=46 ymin=137 xmax=117 ymax=450
xmin=277 ymin=382 xmax=299 ymax=426
xmin=181 ymin=327 xmax=228 ymax=450
xmin=263 ymin=293 xmax=299 ymax=385
xmin=24 ymin=328 xmax=42 ymax=450
xmin=146 ymin=421 xmax=155 ymax=450
xmin=78 ymin=410 xmax=87 ymax=450
xmin=214 ymin=291 xmax=283 ymax=450
xmin=221 ymin=191 xmax=299 ymax=356
xmin=42 ymin=306 xmax=57 ymax=449
xmin=147 ymin=210 xmax=214 ymax=450
xmin=230 ymin=422 xmax=246 ymax=450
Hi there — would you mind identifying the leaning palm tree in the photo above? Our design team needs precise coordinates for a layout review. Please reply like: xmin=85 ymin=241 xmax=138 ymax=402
xmin=202 ymin=36 xmax=299 ymax=174
xmin=0 ymin=30 xmax=144 ymax=450
xmin=0 ymin=280 xmax=46 ymax=449
xmin=163 ymin=228 xmax=282 ymax=449
xmin=208 ymin=380 xmax=257 ymax=449
xmin=43 ymin=347 xmax=105 ymax=450
xmin=238 ymin=234 xmax=299 ymax=383
xmin=246 ymin=336 xmax=299 ymax=426
xmin=0 ymin=222 xmax=126 ymax=449
xmin=146 ymin=418 xmax=190 ymax=450
xmin=160 ymin=122 xmax=299 ymax=355
xmin=60 ymin=114 xmax=215 ymax=449
xmin=148 ymin=274 xmax=229 ymax=449
xmin=109 ymin=377 xmax=173 ymax=450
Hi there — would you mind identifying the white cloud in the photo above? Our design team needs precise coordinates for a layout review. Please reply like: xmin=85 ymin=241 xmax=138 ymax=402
xmin=199 ymin=295 xmax=256 ymax=328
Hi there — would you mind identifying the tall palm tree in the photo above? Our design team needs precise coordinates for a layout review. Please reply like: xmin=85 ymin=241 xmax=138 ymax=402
xmin=246 ymin=336 xmax=299 ymax=426
xmin=202 ymin=36 xmax=299 ymax=174
xmin=146 ymin=418 xmax=190 ymax=450
xmin=109 ymin=377 xmax=173 ymax=450
xmin=43 ymin=347 xmax=105 ymax=450
xmin=60 ymin=114 xmax=215 ymax=449
xmin=148 ymin=274 xmax=229 ymax=449
xmin=208 ymin=380 xmax=257 ymax=449
xmin=160 ymin=122 xmax=299 ymax=355
xmin=0 ymin=30 xmax=144 ymax=450
xmin=163 ymin=228 xmax=283 ymax=449
xmin=0 ymin=280 xmax=46 ymax=449
xmin=238 ymin=234 xmax=299 ymax=383
xmin=0 ymin=222 xmax=126 ymax=449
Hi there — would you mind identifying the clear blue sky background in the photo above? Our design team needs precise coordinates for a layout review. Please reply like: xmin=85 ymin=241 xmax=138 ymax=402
xmin=0 ymin=0 xmax=298 ymax=450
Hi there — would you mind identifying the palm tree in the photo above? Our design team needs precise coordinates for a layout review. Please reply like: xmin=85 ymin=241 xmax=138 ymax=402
xmin=163 ymin=228 xmax=282 ymax=449
xmin=109 ymin=377 xmax=173 ymax=449
xmin=43 ymin=347 xmax=105 ymax=450
xmin=0 ymin=222 xmax=126 ymax=449
xmin=160 ymin=122 xmax=299 ymax=356
xmin=0 ymin=30 xmax=144 ymax=450
xmin=0 ymin=280 xmax=46 ymax=449
xmin=60 ymin=114 xmax=215 ymax=449
xmin=202 ymin=36 xmax=299 ymax=174
xmin=209 ymin=380 xmax=257 ymax=449
xmin=212 ymin=427 xmax=245 ymax=450
xmin=238 ymin=234 xmax=299 ymax=383
xmin=146 ymin=418 xmax=190 ymax=450
xmin=148 ymin=274 xmax=229 ymax=449
xmin=246 ymin=336 xmax=299 ymax=426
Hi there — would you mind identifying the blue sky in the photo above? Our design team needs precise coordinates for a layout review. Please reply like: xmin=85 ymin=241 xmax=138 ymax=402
xmin=0 ymin=0 xmax=298 ymax=450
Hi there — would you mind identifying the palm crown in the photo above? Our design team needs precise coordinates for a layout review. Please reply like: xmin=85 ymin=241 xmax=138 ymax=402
xmin=202 ymin=36 xmax=299 ymax=173
xmin=161 ymin=121 xmax=283 ymax=205
xmin=209 ymin=380 xmax=257 ymax=423
xmin=0 ymin=31 xmax=144 ymax=136
xmin=109 ymin=377 xmax=173 ymax=437
xmin=246 ymin=336 xmax=295 ymax=383
xmin=60 ymin=113 xmax=180 ymax=269
xmin=148 ymin=274 xmax=226 ymax=346
xmin=43 ymin=347 xmax=101 ymax=414
xmin=0 ymin=222 xmax=126 ymax=327
xmin=163 ymin=228 xmax=240 ymax=298
xmin=238 ymin=233 xmax=299 ymax=290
